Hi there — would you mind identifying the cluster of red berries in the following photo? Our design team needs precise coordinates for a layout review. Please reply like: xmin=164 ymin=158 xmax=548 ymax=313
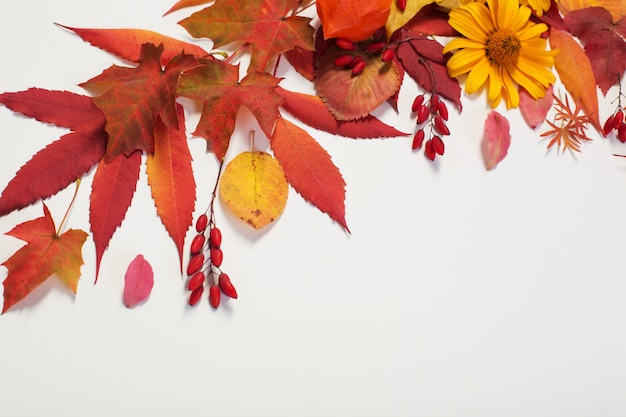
xmin=186 ymin=213 xmax=237 ymax=308
xmin=411 ymin=93 xmax=450 ymax=160
xmin=603 ymin=109 xmax=626 ymax=142
xmin=333 ymin=34 xmax=395 ymax=76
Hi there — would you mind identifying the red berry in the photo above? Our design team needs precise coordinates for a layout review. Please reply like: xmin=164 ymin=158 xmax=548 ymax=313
xmin=209 ymin=227 xmax=222 ymax=248
xmin=424 ymin=139 xmax=436 ymax=161
xmin=195 ymin=214 xmax=208 ymax=233
xmin=430 ymin=95 xmax=439 ymax=112
xmin=381 ymin=48 xmax=395 ymax=62
xmin=334 ymin=54 xmax=355 ymax=67
xmin=412 ymin=129 xmax=425 ymax=150
xmin=411 ymin=94 xmax=425 ymax=112
xmin=397 ymin=0 xmax=407 ymax=11
xmin=186 ymin=253 xmax=204 ymax=276
xmin=209 ymin=285 xmax=221 ymax=308
xmin=190 ymin=234 xmax=205 ymax=255
xmin=416 ymin=105 xmax=430 ymax=124
xmin=210 ymin=247 xmax=223 ymax=267
xmin=618 ymin=123 xmax=626 ymax=143
xmin=366 ymin=41 xmax=385 ymax=54
xmin=335 ymin=38 xmax=356 ymax=51
xmin=351 ymin=58 xmax=366 ymax=75
xmin=433 ymin=116 xmax=450 ymax=136
xmin=188 ymin=286 xmax=204 ymax=306
xmin=187 ymin=271 xmax=205 ymax=291
xmin=613 ymin=110 xmax=624 ymax=130
xmin=218 ymin=273 xmax=238 ymax=299
xmin=431 ymin=136 xmax=445 ymax=155
xmin=604 ymin=114 xmax=616 ymax=135
xmin=436 ymin=100 xmax=449 ymax=121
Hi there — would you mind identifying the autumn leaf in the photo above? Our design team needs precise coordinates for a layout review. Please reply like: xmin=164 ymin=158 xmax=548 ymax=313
xmin=219 ymin=151 xmax=288 ymax=229
xmin=396 ymin=30 xmax=462 ymax=110
xmin=90 ymin=151 xmax=142 ymax=280
xmin=123 ymin=255 xmax=154 ymax=308
xmin=559 ymin=0 xmax=626 ymax=20
xmin=2 ymin=203 xmax=88 ymax=313
xmin=283 ymin=46 xmax=316 ymax=82
xmin=146 ymin=111 xmax=196 ymax=270
xmin=179 ymin=0 xmax=315 ymax=71
xmin=177 ymin=60 xmax=283 ymax=161
xmin=80 ymin=43 xmax=198 ymax=162
xmin=276 ymin=87 xmax=409 ymax=138
xmin=270 ymin=118 xmax=348 ymax=231
xmin=540 ymin=93 xmax=593 ymax=152
xmin=164 ymin=0 xmax=212 ymax=16
xmin=317 ymin=0 xmax=391 ymax=41
xmin=563 ymin=7 xmax=626 ymax=95
xmin=519 ymin=85 xmax=553 ymax=129
xmin=549 ymin=28 xmax=602 ymax=132
xmin=399 ymin=3 xmax=458 ymax=37
xmin=57 ymin=24 xmax=210 ymax=65
xmin=385 ymin=0 xmax=436 ymax=38
xmin=315 ymin=49 xmax=401 ymax=120
xmin=482 ymin=111 xmax=511 ymax=170
xmin=0 ymin=89 xmax=107 ymax=216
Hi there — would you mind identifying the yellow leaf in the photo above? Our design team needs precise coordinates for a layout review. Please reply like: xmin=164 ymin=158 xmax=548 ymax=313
xmin=559 ymin=0 xmax=626 ymax=20
xmin=219 ymin=151 xmax=288 ymax=229
xmin=385 ymin=0 xmax=460 ymax=39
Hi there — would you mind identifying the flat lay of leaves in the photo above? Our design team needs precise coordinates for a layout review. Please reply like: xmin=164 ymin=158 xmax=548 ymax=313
xmin=1 ymin=0 xmax=625 ymax=313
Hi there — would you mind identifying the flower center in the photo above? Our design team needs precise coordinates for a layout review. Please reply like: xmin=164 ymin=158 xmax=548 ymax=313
xmin=485 ymin=29 xmax=521 ymax=66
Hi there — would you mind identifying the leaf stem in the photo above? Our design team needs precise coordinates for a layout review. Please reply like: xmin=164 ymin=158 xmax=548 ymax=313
xmin=56 ymin=179 xmax=82 ymax=236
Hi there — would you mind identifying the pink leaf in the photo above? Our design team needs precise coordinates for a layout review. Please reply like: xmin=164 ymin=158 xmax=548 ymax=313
xmin=519 ymin=85 xmax=553 ymax=129
xmin=123 ymin=254 xmax=154 ymax=308
xmin=483 ymin=111 xmax=511 ymax=171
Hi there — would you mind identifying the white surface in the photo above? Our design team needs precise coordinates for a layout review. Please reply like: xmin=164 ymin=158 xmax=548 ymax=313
xmin=1 ymin=1 xmax=626 ymax=416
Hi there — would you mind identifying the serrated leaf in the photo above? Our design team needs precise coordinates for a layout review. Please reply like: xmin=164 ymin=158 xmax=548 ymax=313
xmin=519 ymin=85 xmax=553 ymax=129
xmin=177 ymin=60 xmax=283 ymax=160
xmin=0 ymin=89 xmax=107 ymax=216
xmin=90 ymin=151 xmax=142 ymax=281
xmin=179 ymin=0 xmax=314 ymax=71
xmin=315 ymin=49 xmax=400 ymax=120
xmin=277 ymin=87 xmax=409 ymax=138
xmin=57 ymin=24 xmax=210 ymax=65
xmin=123 ymin=255 xmax=154 ymax=308
xmin=2 ymin=203 xmax=88 ymax=313
xmin=146 ymin=110 xmax=195 ymax=270
xmin=219 ymin=151 xmax=288 ymax=229
xmin=316 ymin=0 xmax=391 ymax=41
xmin=270 ymin=118 xmax=348 ymax=231
xmin=549 ymin=28 xmax=602 ymax=131
xmin=483 ymin=110 xmax=511 ymax=171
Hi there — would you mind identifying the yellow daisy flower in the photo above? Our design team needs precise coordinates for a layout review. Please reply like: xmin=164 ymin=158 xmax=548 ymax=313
xmin=519 ymin=0 xmax=552 ymax=16
xmin=443 ymin=0 xmax=556 ymax=109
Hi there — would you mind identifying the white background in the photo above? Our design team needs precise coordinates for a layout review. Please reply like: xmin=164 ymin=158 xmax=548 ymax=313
xmin=1 ymin=1 xmax=626 ymax=416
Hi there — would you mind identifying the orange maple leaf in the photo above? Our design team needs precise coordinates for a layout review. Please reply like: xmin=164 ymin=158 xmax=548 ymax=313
xmin=2 ymin=204 xmax=88 ymax=313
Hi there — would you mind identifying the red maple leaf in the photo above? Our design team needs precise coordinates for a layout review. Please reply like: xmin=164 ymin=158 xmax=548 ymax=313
xmin=2 ymin=203 xmax=88 ymax=313
xmin=177 ymin=60 xmax=283 ymax=160
xmin=564 ymin=7 xmax=626 ymax=95
xmin=178 ymin=0 xmax=315 ymax=71
xmin=80 ymin=43 xmax=199 ymax=162
xmin=0 ymin=89 xmax=107 ymax=216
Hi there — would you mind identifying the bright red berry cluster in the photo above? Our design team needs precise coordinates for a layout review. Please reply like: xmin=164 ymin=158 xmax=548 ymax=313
xmin=186 ymin=213 xmax=237 ymax=308
xmin=411 ymin=93 xmax=450 ymax=160
xmin=333 ymin=31 xmax=395 ymax=76
xmin=603 ymin=109 xmax=626 ymax=142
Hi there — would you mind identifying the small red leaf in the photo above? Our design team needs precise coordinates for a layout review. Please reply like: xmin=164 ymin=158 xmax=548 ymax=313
xmin=483 ymin=111 xmax=511 ymax=171
xmin=519 ymin=85 xmax=553 ymax=129
xmin=123 ymin=255 xmax=154 ymax=308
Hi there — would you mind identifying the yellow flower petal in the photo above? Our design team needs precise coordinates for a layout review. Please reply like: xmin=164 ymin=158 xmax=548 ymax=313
xmin=465 ymin=56 xmax=491 ymax=93
xmin=447 ymin=48 xmax=486 ymax=77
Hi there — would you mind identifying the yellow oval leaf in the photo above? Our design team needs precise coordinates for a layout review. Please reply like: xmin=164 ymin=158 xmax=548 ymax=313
xmin=219 ymin=151 xmax=288 ymax=229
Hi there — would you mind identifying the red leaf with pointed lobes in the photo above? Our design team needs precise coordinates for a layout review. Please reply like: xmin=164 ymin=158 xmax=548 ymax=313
xmin=563 ymin=7 xmax=626 ymax=95
xmin=90 ymin=151 xmax=142 ymax=281
xmin=519 ymin=85 xmax=553 ymax=129
xmin=146 ymin=109 xmax=196 ymax=272
xmin=483 ymin=111 xmax=511 ymax=171
xmin=0 ymin=89 xmax=107 ymax=216
xmin=123 ymin=255 xmax=154 ymax=308
xmin=56 ymin=24 xmax=210 ymax=65
xmin=277 ymin=87 xmax=409 ymax=138
xmin=80 ymin=43 xmax=199 ymax=162
xmin=177 ymin=60 xmax=283 ymax=161
xmin=178 ymin=0 xmax=315 ymax=72
xmin=271 ymin=118 xmax=349 ymax=231
xmin=2 ymin=203 xmax=88 ymax=313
